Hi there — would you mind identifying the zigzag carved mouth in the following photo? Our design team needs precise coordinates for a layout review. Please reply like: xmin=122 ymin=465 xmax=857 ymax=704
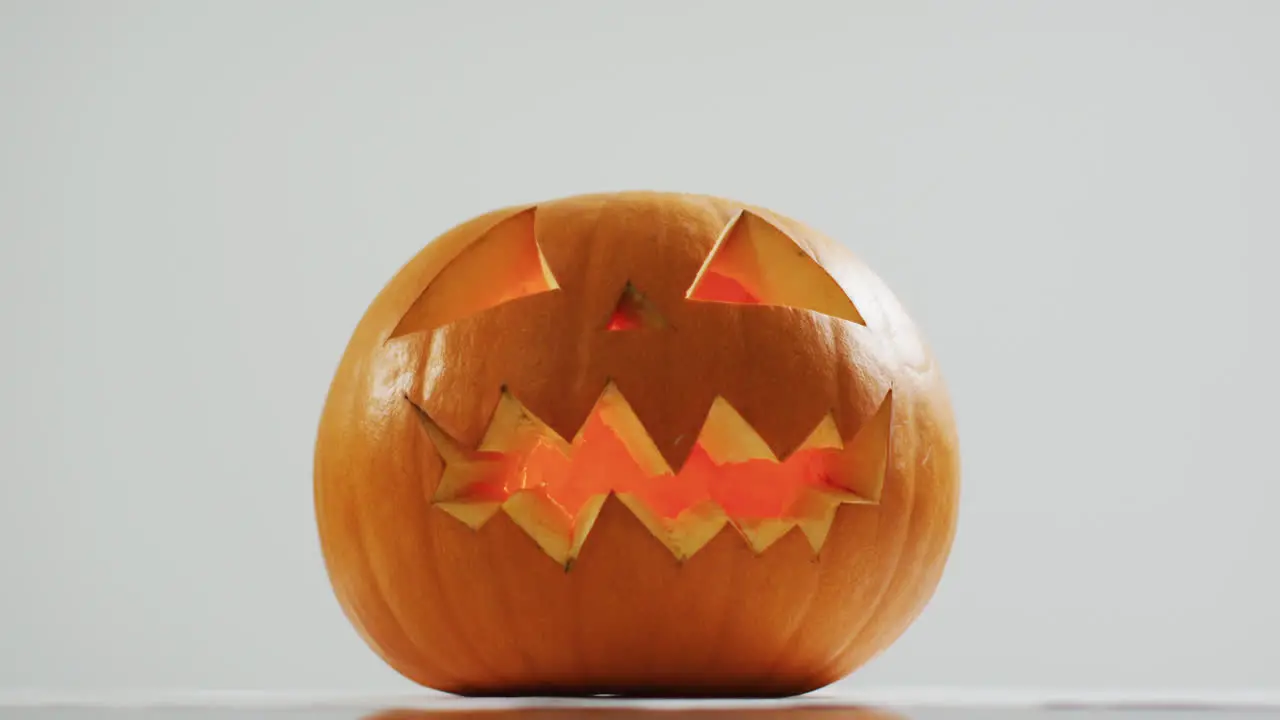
xmin=408 ymin=385 xmax=891 ymax=566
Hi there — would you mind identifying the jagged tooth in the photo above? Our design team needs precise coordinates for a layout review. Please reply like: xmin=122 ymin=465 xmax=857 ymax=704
xmin=583 ymin=383 xmax=674 ymax=476
xmin=614 ymin=494 xmax=728 ymax=561
xmin=431 ymin=456 xmax=504 ymax=503
xmin=409 ymin=396 xmax=467 ymax=463
xmin=435 ymin=501 xmax=502 ymax=529
xmin=830 ymin=390 xmax=893 ymax=501
xmin=479 ymin=389 xmax=571 ymax=455
xmin=790 ymin=487 xmax=841 ymax=553
xmin=568 ymin=494 xmax=610 ymax=560
xmin=666 ymin=501 xmax=730 ymax=560
xmin=410 ymin=397 xmax=504 ymax=504
xmin=615 ymin=493 xmax=676 ymax=555
xmin=501 ymin=490 xmax=573 ymax=566
xmin=732 ymin=518 xmax=797 ymax=554
xmin=795 ymin=413 xmax=843 ymax=452
xmin=697 ymin=397 xmax=778 ymax=465
xmin=797 ymin=509 xmax=838 ymax=554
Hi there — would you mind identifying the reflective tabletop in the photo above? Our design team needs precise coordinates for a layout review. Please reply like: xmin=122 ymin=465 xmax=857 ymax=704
xmin=3 ymin=702 xmax=1276 ymax=720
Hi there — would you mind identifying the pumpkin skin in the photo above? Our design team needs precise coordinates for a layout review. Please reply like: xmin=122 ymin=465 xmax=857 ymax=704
xmin=314 ymin=191 xmax=959 ymax=697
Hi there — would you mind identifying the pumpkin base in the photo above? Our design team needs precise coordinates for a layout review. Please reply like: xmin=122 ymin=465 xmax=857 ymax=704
xmin=448 ymin=681 xmax=822 ymax=699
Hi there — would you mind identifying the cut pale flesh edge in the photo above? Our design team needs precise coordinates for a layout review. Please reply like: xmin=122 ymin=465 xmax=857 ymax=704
xmin=391 ymin=209 xmax=559 ymax=337
xmin=685 ymin=210 xmax=866 ymax=325
xmin=420 ymin=387 xmax=892 ymax=566
xmin=393 ymin=205 xmax=867 ymax=340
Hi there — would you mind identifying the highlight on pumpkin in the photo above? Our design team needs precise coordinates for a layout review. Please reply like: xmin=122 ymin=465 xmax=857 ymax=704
xmin=412 ymin=385 xmax=891 ymax=565
xmin=391 ymin=208 xmax=560 ymax=337
xmin=686 ymin=210 xmax=866 ymax=325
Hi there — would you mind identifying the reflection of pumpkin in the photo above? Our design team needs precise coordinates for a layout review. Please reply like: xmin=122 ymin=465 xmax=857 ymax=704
xmin=315 ymin=192 xmax=959 ymax=697
xmin=366 ymin=705 xmax=904 ymax=720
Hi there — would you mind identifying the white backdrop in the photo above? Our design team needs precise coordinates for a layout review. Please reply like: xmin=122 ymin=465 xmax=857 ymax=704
xmin=1 ymin=0 xmax=1277 ymax=701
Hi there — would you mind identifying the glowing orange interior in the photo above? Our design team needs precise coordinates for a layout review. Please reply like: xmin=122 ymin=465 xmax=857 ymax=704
xmin=605 ymin=310 xmax=642 ymax=331
xmin=450 ymin=410 xmax=845 ymax=528
xmin=687 ymin=271 xmax=760 ymax=304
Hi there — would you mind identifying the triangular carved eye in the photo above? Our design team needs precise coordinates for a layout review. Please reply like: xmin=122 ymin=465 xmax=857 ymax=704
xmin=686 ymin=210 xmax=865 ymax=325
xmin=392 ymin=208 xmax=560 ymax=337
xmin=605 ymin=282 xmax=667 ymax=331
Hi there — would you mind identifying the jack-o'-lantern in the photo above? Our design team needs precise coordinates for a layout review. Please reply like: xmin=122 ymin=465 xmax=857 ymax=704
xmin=314 ymin=191 xmax=959 ymax=697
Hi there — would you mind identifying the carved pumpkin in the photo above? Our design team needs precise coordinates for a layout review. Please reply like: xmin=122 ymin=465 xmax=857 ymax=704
xmin=314 ymin=191 xmax=959 ymax=697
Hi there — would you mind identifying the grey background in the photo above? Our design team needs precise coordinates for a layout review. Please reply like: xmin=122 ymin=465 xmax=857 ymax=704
xmin=1 ymin=0 xmax=1277 ymax=700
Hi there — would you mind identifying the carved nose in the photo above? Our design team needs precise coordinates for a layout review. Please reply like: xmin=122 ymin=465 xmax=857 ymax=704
xmin=605 ymin=282 xmax=667 ymax=331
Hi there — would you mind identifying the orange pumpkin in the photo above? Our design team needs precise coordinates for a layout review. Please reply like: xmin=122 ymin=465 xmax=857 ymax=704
xmin=314 ymin=191 xmax=960 ymax=697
